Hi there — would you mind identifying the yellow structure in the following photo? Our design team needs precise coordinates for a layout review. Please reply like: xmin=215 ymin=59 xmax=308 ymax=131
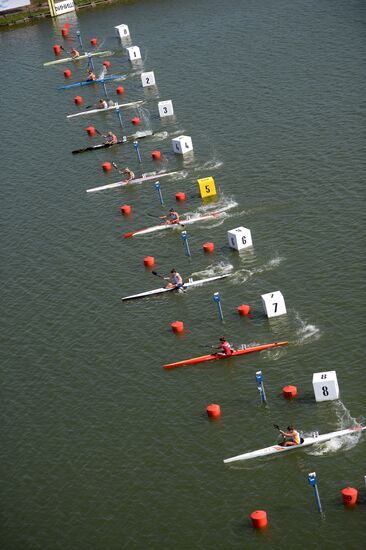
xmin=47 ymin=0 xmax=56 ymax=16
xmin=197 ymin=176 xmax=217 ymax=198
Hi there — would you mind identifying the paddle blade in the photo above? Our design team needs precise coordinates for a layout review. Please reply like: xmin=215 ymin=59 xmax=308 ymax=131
xmin=273 ymin=424 xmax=280 ymax=430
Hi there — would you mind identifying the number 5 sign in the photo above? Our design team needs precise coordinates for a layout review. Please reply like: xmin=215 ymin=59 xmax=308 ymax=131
xmin=197 ymin=176 xmax=217 ymax=198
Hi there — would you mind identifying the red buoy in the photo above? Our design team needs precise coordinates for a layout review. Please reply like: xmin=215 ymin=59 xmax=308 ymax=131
xmin=207 ymin=404 xmax=221 ymax=418
xmin=341 ymin=487 xmax=358 ymax=506
xmin=102 ymin=162 xmax=112 ymax=172
xmin=171 ymin=321 xmax=184 ymax=334
xmin=151 ymin=150 xmax=161 ymax=160
xmin=120 ymin=204 xmax=132 ymax=215
xmin=63 ymin=23 xmax=71 ymax=29
xmin=90 ymin=38 xmax=98 ymax=46
xmin=250 ymin=510 xmax=268 ymax=529
xmin=86 ymin=126 xmax=96 ymax=136
xmin=63 ymin=69 xmax=72 ymax=79
xmin=74 ymin=95 xmax=83 ymax=105
xmin=238 ymin=304 xmax=251 ymax=316
xmin=53 ymin=44 xmax=61 ymax=55
xmin=143 ymin=256 xmax=155 ymax=267
xmin=203 ymin=242 xmax=215 ymax=253
xmin=116 ymin=86 xmax=125 ymax=95
xmin=175 ymin=192 xmax=186 ymax=202
xmin=61 ymin=28 xmax=68 ymax=38
xmin=282 ymin=385 xmax=297 ymax=399
xmin=131 ymin=117 xmax=141 ymax=125
xmin=103 ymin=60 xmax=111 ymax=69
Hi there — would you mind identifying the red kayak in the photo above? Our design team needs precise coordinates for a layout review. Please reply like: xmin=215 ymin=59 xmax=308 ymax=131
xmin=162 ymin=341 xmax=289 ymax=369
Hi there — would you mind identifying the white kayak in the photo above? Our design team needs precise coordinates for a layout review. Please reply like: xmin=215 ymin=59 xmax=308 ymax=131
xmin=223 ymin=426 xmax=366 ymax=463
xmin=124 ymin=211 xmax=225 ymax=238
xmin=86 ymin=171 xmax=184 ymax=193
xmin=43 ymin=50 xmax=114 ymax=66
xmin=67 ymin=101 xmax=144 ymax=119
xmin=122 ymin=274 xmax=230 ymax=301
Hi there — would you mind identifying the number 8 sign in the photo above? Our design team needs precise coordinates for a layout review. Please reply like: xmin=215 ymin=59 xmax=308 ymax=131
xmin=312 ymin=371 xmax=339 ymax=401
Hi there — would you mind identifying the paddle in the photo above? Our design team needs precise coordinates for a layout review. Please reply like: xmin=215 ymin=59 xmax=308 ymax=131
xmin=151 ymin=271 xmax=166 ymax=280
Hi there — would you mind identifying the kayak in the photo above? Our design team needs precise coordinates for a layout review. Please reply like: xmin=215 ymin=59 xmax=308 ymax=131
xmin=121 ymin=274 xmax=230 ymax=301
xmin=86 ymin=170 xmax=184 ymax=193
xmin=124 ymin=211 xmax=225 ymax=238
xmin=72 ymin=130 xmax=153 ymax=154
xmin=57 ymin=74 xmax=127 ymax=90
xmin=162 ymin=341 xmax=289 ymax=369
xmin=43 ymin=50 xmax=114 ymax=66
xmin=67 ymin=101 xmax=144 ymax=119
xmin=223 ymin=426 xmax=366 ymax=463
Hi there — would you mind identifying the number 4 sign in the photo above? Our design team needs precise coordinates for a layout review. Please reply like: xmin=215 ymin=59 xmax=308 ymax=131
xmin=261 ymin=291 xmax=287 ymax=318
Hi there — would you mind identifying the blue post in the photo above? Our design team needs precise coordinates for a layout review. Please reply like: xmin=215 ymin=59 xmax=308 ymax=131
xmin=255 ymin=371 xmax=267 ymax=404
xmin=133 ymin=140 xmax=142 ymax=163
xmin=213 ymin=292 xmax=224 ymax=321
xmin=181 ymin=231 xmax=191 ymax=257
xmin=87 ymin=54 xmax=95 ymax=72
xmin=115 ymin=105 xmax=123 ymax=129
xmin=308 ymin=472 xmax=322 ymax=514
xmin=76 ymin=31 xmax=84 ymax=52
xmin=154 ymin=182 xmax=164 ymax=206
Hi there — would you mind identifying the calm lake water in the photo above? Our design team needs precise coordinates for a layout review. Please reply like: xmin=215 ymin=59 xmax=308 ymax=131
xmin=1 ymin=1 xmax=365 ymax=548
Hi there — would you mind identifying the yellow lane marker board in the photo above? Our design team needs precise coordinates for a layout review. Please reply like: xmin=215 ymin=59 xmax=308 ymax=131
xmin=197 ymin=176 xmax=217 ymax=198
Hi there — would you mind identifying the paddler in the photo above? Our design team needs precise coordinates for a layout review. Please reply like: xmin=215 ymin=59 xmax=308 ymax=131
xmin=279 ymin=425 xmax=301 ymax=447
xmin=160 ymin=208 xmax=180 ymax=225
xmin=104 ymin=131 xmax=118 ymax=145
xmin=214 ymin=337 xmax=235 ymax=357
xmin=98 ymin=98 xmax=108 ymax=109
xmin=86 ymin=69 xmax=97 ymax=81
xmin=70 ymin=48 xmax=80 ymax=58
xmin=122 ymin=167 xmax=135 ymax=182
xmin=164 ymin=269 xmax=184 ymax=289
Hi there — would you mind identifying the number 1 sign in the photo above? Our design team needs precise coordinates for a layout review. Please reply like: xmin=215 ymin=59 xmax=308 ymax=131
xmin=261 ymin=291 xmax=287 ymax=318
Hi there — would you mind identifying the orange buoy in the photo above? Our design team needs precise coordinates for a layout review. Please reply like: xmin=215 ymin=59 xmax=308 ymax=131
xmin=102 ymin=162 xmax=112 ymax=172
xmin=250 ymin=510 xmax=268 ymax=529
xmin=143 ymin=256 xmax=155 ymax=267
xmin=171 ymin=321 xmax=184 ymax=334
xmin=203 ymin=242 xmax=215 ymax=253
xmin=238 ymin=304 xmax=251 ymax=316
xmin=131 ymin=117 xmax=141 ymax=125
xmin=86 ymin=126 xmax=96 ymax=137
xmin=103 ymin=60 xmax=111 ymax=69
xmin=63 ymin=69 xmax=72 ymax=79
xmin=282 ymin=385 xmax=297 ymax=399
xmin=207 ymin=404 xmax=221 ymax=418
xmin=63 ymin=23 xmax=71 ymax=29
xmin=151 ymin=150 xmax=161 ymax=160
xmin=74 ymin=95 xmax=83 ymax=105
xmin=120 ymin=204 xmax=132 ymax=215
xmin=116 ymin=86 xmax=125 ymax=95
xmin=341 ymin=487 xmax=358 ymax=506
xmin=175 ymin=192 xmax=186 ymax=202
xmin=90 ymin=38 xmax=97 ymax=46
xmin=53 ymin=44 xmax=61 ymax=55
xmin=61 ymin=28 xmax=68 ymax=38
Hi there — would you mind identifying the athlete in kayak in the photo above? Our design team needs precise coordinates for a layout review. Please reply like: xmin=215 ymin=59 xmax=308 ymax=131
xmin=164 ymin=269 xmax=184 ymax=289
xmin=104 ymin=131 xmax=118 ymax=145
xmin=86 ymin=69 xmax=96 ymax=81
xmin=98 ymin=98 xmax=108 ymax=109
xmin=71 ymin=48 xmax=80 ymax=58
xmin=122 ymin=167 xmax=135 ymax=182
xmin=160 ymin=208 xmax=180 ymax=225
xmin=214 ymin=337 xmax=235 ymax=357
xmin=279 ymin=425 xmax=302 ymax=447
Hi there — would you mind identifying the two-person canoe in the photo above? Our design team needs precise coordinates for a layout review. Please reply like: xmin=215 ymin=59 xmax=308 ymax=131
xmin=57 ymin=74 xmax=127 ymax=90
xmin=223 ymin=426 xmax=366 ymax=463
xmin=162 ymin=341 xmax=289 ymax=369
xmin=72 ymin=130 xmax=153 ymax=154
xmin=124 ymin=211 xmax=225 ymax=238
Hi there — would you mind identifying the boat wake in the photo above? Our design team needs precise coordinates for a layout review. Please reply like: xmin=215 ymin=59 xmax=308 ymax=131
xmin=190 ymin=261 xmax=233 ymax=279
xmin=293 ymin=312 xmax=321 ymax=344
xmin=230 ymin=255 xmax=285 ymax=285
xmin=308 ymin=402 xmax=364 ymax=457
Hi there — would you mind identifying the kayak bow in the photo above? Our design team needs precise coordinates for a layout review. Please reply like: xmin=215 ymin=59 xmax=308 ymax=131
xmin=162 ymin=341 xmax=289 ymax=369
xmin=124 ymin=212 xmax=225 ymax=238
xmin=223 ymin=426 xmax=366 ymax=463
